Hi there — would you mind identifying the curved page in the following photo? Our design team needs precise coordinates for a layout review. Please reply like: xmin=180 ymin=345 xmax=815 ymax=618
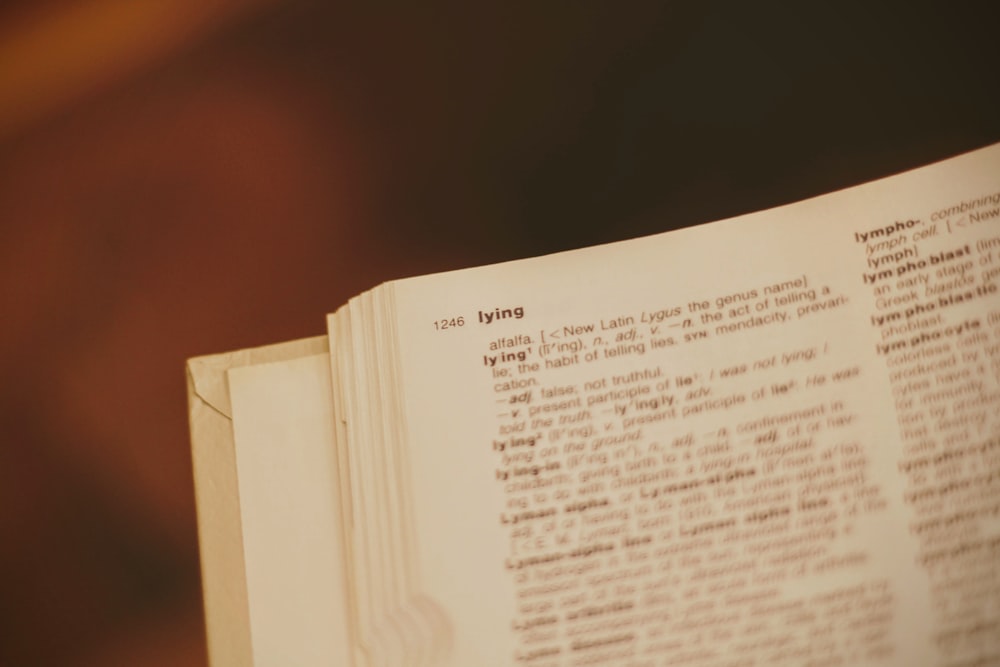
xmin=385 ymin=144 xmax=1000 ymax=666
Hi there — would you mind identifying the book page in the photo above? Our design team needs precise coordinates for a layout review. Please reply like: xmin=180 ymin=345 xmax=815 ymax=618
xmin=228 ymin=353 xmax=353 ymax=667
xmin=387 ymin=145 xmax=1000 ymax=666
xmin=187 ymin=335 xmax=329 ymax=667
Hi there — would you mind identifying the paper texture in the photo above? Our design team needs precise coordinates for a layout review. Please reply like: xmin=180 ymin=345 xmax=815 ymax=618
xmin=228 ymin=353 xmax=352 ymax=666
xmin=186 ymin=335 xmax=327 ymax=667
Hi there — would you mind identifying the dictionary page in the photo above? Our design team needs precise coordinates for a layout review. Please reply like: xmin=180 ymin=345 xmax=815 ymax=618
xmin=381 ymin=144 xmax=1000 ymax=666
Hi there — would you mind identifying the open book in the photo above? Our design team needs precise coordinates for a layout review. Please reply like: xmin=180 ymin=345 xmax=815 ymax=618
xmin=188 ymin=144 xmax=1000 ymax=667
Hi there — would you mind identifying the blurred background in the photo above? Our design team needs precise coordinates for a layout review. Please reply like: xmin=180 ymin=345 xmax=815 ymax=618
xmin=0 ymin=2 xmax=998 ymax=665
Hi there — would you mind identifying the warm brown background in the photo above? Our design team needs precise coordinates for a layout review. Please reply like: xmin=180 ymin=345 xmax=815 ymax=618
xmin=1 ymin=2 xmax=998 ymax=665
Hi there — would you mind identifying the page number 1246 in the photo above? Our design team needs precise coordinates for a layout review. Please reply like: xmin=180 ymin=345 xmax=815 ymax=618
xmin=433 ymin=316 xmax=465 ymax=330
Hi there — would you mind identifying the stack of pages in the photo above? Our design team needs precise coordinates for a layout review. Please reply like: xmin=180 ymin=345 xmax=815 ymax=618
xmin=188 ymin=144 xmax=1000 ymax=667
